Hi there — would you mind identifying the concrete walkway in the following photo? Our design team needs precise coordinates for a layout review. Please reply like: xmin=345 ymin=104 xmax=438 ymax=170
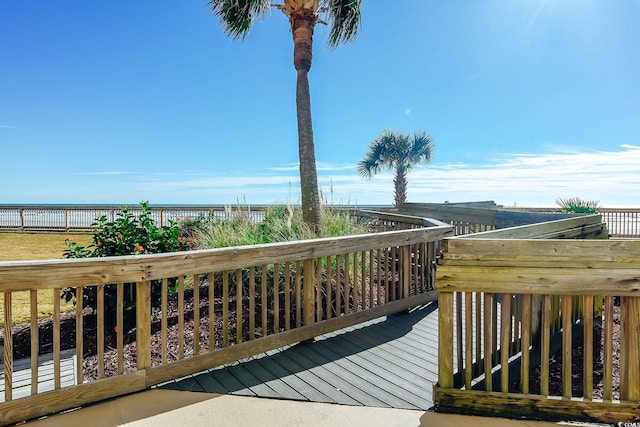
xmin=22 ymin=389 xmax=586 ymax=427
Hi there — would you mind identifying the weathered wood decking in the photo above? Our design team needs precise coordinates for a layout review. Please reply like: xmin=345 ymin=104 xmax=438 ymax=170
xmin=159 ymin=302 xmax=439 ymax=410
xmin=0 ymin=349 xmax=76 ymax=403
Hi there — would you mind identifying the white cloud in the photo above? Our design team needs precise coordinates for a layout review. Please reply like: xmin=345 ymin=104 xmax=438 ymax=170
xmin=4 ymin=146 xmax=639 ymax=208
xmin=75 ymin=171 xmax=137 ymax=176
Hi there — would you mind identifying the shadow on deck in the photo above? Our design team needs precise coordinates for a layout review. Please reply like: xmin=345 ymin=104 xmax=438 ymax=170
xmin=159 ymin=302 xmax=439 ymax=410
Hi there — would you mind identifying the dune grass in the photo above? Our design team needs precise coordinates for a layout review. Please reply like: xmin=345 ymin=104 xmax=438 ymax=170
xmin=1 ymin=207 xmax=368 ymax=327
xmin=0 ymin=232 xmax=92 ymax=326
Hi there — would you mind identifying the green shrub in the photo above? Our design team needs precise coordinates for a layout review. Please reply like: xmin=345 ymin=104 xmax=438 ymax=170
xmin=62 ymin=201 xmax=189 ymax=332
xmin=555 ymin=197 xmax=600 ymax=214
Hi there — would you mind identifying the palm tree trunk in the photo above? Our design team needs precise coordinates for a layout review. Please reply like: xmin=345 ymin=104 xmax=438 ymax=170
xmin=291 ymin=9 xmax=322 ymax=235
xmin=394 ymin=167 xmax=408 ymax=207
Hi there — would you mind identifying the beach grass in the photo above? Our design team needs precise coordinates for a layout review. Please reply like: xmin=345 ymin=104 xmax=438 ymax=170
xmin=0 ymin=232 xmax=92 ymax=326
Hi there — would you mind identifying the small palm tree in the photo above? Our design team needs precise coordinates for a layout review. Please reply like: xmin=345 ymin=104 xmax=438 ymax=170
xmin=358 ymin=129 xmax=435 ymax=206
xmin=208 ymin=0 xmax=362 ymax=235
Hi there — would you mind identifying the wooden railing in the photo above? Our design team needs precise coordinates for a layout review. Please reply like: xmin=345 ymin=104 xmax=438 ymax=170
xmin=3 ymin=204 xmax=638 ymax=238
xmin=434 ymin=215 xmax=640 ymax=424
xmin=598 ymin=208 xmax=640 ymax=238
xmin=0 ymin=219 xmax=453 ymax=425
xmin=394 ymin=203 xmax=640 ymax=238
xmin=504 ymin=207 xmax=640 ymax=238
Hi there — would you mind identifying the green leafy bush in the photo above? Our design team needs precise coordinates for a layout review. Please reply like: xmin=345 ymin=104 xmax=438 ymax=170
xmin=62 ymin=201 xmax=189 ymax=332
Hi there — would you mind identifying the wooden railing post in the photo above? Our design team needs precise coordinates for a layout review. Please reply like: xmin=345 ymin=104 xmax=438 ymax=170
xmin=438 ymin=291 xmax=454 ymax=389
xmin=136 ymin=280 xmax=151 ymax=370
xmin=303 ymin=259 xmax=315 ymax=326
xmin=400 ymin=245 xmax=411 ymax=298
xmin=620 ymin=296 xmax=640 ymax=401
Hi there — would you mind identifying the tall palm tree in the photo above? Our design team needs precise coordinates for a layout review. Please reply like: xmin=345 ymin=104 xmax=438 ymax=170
xmin=208 ymin=0 xmax=362 ymax=235
xmin=358 ymin=129 xmax=435 ymax=207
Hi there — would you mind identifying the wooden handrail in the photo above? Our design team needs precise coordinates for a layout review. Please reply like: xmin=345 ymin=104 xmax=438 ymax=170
xmin=0 ymin=220 xmax=454 ymax=425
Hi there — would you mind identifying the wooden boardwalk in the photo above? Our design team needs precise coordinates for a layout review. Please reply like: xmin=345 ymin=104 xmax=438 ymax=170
xmin=0 ymin=349 xmax=76 ymax=403
xmin=159 ymin=302 xmax=439 ymax=410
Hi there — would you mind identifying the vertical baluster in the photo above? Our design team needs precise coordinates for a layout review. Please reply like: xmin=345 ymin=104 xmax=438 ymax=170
xmin=520 ymin=294 xmax=531 ymax=394
xmin=583 ymin=294 xmax=594 ymax=400
xmin=194 ymin=274 xmax=201 ymax=354
xmin=540 ymin=295 xmax=551 ymax=396
xmin=360 ymin=251 xmax=366 ymax=311
xmin=376 ymin=249 xmax=382 ymax=305
xmin=116 ymin=283 xmax=123 ymax=373
xmin=455 ymin=292 xmax=463 ymax=384
xmin=474 ymin=292 xmax=482 ymax=378
xmin=344 ymin=254 xmax=351 ymax=313
xmin=161 ymin=279 xmax=168 ymax=364
xmin=500 ymin=293 xmax=512 ymax=393
xmin=562 ymin=295 xmax=573 ymax=398
xmin=236 ymin=269 xmax=243 ymax=343
xmin=353 ymin=251 xmax=359 ymax=311
xmin=484 ymin=293 xmax=493 ymax=392
xmin=97 ymin=285 xmax=105 ymax=379
xmin=4 ymin=291 xmax=13 ymax=401
xmin=603 ymin=295 xmax=613 ymax=400
xmin=53 ymin=288 xmax=61 ymax=389
xmin=465 ymin=291 xmax=473 ymax=390
xmin=76 ymin=286 xmax=83 ymax=384
xmin=249 ymin=267 xmax=256 ymax=340
xmin=208 ymin=273 xmax=215 ymax=350
xmin=30 ymin=290 xmax=38 ymax=395
xmin=313 ymin=259 xmax=320 ymax=322
xmin=178 ymin=276 xmax=185 ymax=358
xmin=284 ymin=263 xmax=291 ymax=331
xmin=335 ymin=256 xmax=341 ymax=316
xmin=390 ymin=247 xmax=397 ymax=301
xmin=273 ymin=264 xmax=280 ymax=333
xmin=412 ymin=244 xmax=419 ymax=295
xmin=223 ymin=272 xmax=229 ymax=346
xmin=326 ymin=255 xmax=333 ymax=320
xmin=492 ymin=293 xmax=499 ymax=365
xmin=261 ymin=266 xmax=267 ymax=336
xmin=369 ymin=251 xmax=375 ymax=309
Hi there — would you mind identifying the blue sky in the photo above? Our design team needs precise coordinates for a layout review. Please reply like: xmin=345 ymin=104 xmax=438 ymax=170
xmin=1 ymin=0 xmax=639 ymax=207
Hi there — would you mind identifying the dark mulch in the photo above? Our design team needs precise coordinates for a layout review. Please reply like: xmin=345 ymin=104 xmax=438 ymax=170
xmin=518 ymin=305 xmax=620 ymax=399
xmin=1 ymin=287 xmax=254 ymax=382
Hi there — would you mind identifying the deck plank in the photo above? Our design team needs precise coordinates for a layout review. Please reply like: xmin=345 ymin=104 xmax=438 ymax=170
xmin=257 ymin=348 xmax=362 ymax=406
xmin=160 ymin=302 xmax=440 ymax=410
xmin=246 ymin=354 xmax=333 ymax=403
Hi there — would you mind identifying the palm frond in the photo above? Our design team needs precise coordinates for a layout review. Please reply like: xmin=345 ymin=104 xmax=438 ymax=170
xmin=208 ymin=0 xmax=271 ymax=40
xmin=408 ymin=131 xmax=435 ymax=164
xmin=357 ymin=158 xmax=377 ymax=180
xmin=325 ymin=0 xmax=362 ymax=48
